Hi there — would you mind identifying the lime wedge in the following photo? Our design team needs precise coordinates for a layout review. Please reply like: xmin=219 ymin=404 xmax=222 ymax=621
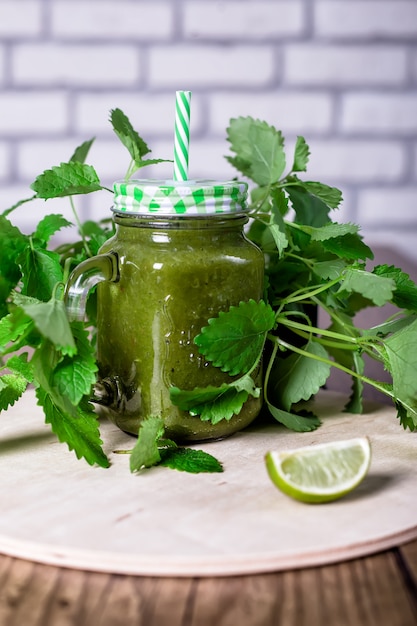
xmin=265 ymin=437 xmax=371 ymax=503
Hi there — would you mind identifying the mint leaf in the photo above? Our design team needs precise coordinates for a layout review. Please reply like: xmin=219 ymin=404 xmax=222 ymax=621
xmin=195 ymin=299 xmax=275 ymax=376
xmin=0 ymin=374 xmax=28 ymax=410
xmin=269 ymin=190 xmax=289 ymax=256
xmin=0 ymin=309 xmax=33 ymax=353
xmin=18 ymin=247 xmax=63 ymax=302
xmin=248 ymin=122 xmax=286 ymax=186
xmin=52 ymin=322 xmax=98 ymax=405
xmin=5 ymin=353 xmax=34 ymax=383
xmin=160 ymin=448 xmax=223 ymax=473
xmin=267 ymin=402 xmax=321 ymax=432
xmin=269 ymin=341 xmax=331 ymax=410
xmin=383 ymin=318 xmax=417 ymax=429
xmin=309 ymin=222 xmax=359 ymax=241
xmin=395 ymin=399 xmax=417 ymax=431
xmin=338 ymin=267 xmax=395 ymax=307
xmin=287 ymin=185 xmax=331 ymax=228
xmin=291 ymin=136 xmax=310 ymax=172
xmin=170 ymin=373 xmax=260 ymax=424
xmin=312 ymin=259 xmax=346 ymax=280
xmin=298 ymin=181 xmax=342 ymax=209
xmin=31 ymin=162 xmax=102 ymax=198
xmin=226 ymin=116 xmax=257 ymax=165
xmin=373 ymin=265 xmax=417 ymax=312
xmin=33 ymin=214 xmax=72 ymax=246
xmin=13 ymin=294 xmax=76 ymax=356
xmin=36 ymin=387 xmax=109 ymax=467
xmin=319 ymin=233 xmax=374 ymax=261
xmin=130 ymin=416 xmax=164 ymax=472
xmin=343 ymin=351 xmax=365 ymax=414
xmin=226 ymin=117 xmax=286 ymax=185
xmin=70 ymin=138 xmax=95 ymax=164
xmin=110 ymin=108 xmax=151 ymax=164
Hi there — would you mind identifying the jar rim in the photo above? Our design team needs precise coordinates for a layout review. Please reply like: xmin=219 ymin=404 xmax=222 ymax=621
xmin=112 ymin=179 xmax=249 ymax=216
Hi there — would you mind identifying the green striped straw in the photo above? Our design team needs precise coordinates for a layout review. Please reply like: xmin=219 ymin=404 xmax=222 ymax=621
xmin=173 ymin=90 xmax=191 ymax=181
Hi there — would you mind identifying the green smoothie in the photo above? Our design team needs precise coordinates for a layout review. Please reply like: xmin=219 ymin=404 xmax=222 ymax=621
xmin=96 ymin=212 xmax=264 ymax=441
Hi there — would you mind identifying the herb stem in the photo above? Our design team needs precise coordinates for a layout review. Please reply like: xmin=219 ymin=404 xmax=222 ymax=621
xmin=69 ymin=197 xmax=91 ymax=258
xmin=266 ymin=333 xmax=407 ymax=409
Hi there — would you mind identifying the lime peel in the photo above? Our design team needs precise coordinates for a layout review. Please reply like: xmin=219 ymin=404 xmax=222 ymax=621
xmin=265 ymin=437 xmax=371 ymax=504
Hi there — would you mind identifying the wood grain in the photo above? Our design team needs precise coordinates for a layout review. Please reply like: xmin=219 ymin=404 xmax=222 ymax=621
xmin=0 ymin=541 xmax=416 ymax=626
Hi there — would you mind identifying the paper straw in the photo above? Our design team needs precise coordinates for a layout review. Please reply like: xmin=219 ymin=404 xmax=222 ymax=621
xmin=173 ymin=90 xmax=191 ymax=181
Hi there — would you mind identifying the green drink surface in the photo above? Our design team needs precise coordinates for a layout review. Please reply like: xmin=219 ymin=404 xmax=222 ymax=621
xmin=97 ymin=216 xmax=264 ymax=441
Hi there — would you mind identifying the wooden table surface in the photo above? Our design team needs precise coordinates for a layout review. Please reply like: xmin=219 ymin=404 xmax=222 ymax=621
xmin=1 ymin=247 xmax=416 ymax=626
xmin=0 ymin=541 xmax=416 ymax=626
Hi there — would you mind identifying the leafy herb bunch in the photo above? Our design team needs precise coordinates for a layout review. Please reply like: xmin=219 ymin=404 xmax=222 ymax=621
xmin=1 ymin=110 xmax=417 ymax=473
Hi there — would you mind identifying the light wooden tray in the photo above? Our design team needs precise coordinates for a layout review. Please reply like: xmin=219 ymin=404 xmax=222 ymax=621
xmin=0 ymin=389 xmax=416 ymax=577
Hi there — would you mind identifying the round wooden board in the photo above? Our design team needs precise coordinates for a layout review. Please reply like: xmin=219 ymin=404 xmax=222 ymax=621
xmin=0 ymin=389 xmax=416 ymax=577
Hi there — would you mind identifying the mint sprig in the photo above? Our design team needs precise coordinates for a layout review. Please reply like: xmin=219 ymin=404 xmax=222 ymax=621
xmin=1 ymin=108 xmax=417 ymax=478
xmin=124 ymin=416 xmax=223 ymax=474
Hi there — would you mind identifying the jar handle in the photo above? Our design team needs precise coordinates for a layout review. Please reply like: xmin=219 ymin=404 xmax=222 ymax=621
xmin=65 ymin=251 xmax=120 ymax=322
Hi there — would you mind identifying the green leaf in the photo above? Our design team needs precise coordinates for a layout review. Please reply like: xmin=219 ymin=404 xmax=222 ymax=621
xmin=269 ymin=190 xmax=289 ymax=256
xmin=338 ymin=267 xmax=396 ymax=307
xmin=298 ymin=181 xmax=343 ymax=209
xmin=110 ymin=108 xmax=151 ymax=164
xmin=33 ymin=214 xmax=72 ymax=246
xmin=395 ymin=399 xmax=417 ymax=431
xmin=383 ymin=318 xmax=417 ymax=429
xmin=52 ymin=323 xmax=98 ymax=405
xmin=226 ymin=117 xmax=286 ymax=185
xmin=267 ymin=402 xmax=321 ymax=432
xmin=373 ymin=265 xmax=417 ymax=312
xmin=0 ymin=373 xmax=28 ymax=410
xmin=31 ymin=162 xmax=102 ymax=198
xmin=69 ymin=138 xmax=95 ymax=164
xmin=291 ymin=136 xmax=310 ymax=172
xmin=225 ymin=155 xmax=252 ymax=179
xmin=195 ymin=299 xmax=275 ymax=376
xmin=5 ymin=353 xmax=34 ymax=383
xmin=36 ymin=387 xmax=109 ymax=468
xmin=248 ymin=122 xmax=286 ymax=186
xmin=160 ymin=448 xmax=223 ymax=473
xmin=309 ymin=222 xmax=359 ymax=241
xmin=286 ymin=185 xmax=331 ymax=228
xmin=130 ymin=416 xmax=165 ymax=472
xmin=226 ymin=116 xmax=257 ymax=164
xmin=312 ymin=259 xmax=346 ymax=280
xmin=269 ymin=341 xmax=331 ymax=411
xmin=13 ymin=293 xmax=76 ymax=356
xmin=0 ymin=309 xmax=33 ymax=352
xmin=18 ymin=247 xmax=63 ymax=302
xmin=344 ymin=351 xmax=365 ymax=414
xmin=170 ymin=373 xmax=260 ymax=425
xmin=319 ymin=233 xmax=374 ymax=261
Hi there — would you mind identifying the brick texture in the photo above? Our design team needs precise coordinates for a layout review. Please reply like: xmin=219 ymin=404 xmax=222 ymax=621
xmin=0 ymin=0 xmax=416 ymax=260
xmin=0 ymin=1 xmax=43 ymax=37
xmin=51 ymin=1 xmax=174 ymax=40
xmin=315 ymin=1 xmax=417 ymax=38
xmin=148 ymin=45 xmax=275 ymax=86
xmin=183 ymin=1 xmax=305 ymax=39
xmin=12 ymin=44 xmax=140 ymax=86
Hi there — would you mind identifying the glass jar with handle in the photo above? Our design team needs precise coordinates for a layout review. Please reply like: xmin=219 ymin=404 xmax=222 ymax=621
xmin=65 ymin=179 xmax=265 ymax=441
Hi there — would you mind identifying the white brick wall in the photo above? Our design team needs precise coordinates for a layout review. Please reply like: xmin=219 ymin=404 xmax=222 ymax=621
xmin=183 ymin=1 xmax=305 ymax=39
xmin=284 ymin=45 xmax=407 ymax=86
xmin=0 ymin=92 xmax=68 ymax=134
xmin=0 ymin=1 xmax=43 ymax=37
xmin=315 ymin=1 xmax=417 ymax=38
xmin=148 ymin=45 xmax=275 ymax=87
xmin=50 ymin=2 xmax=174 ymax=40
xmin=12 ymin=44 xmax=141 ymax=86
xmin=0 ymin=0 xmax=417 ymax=261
